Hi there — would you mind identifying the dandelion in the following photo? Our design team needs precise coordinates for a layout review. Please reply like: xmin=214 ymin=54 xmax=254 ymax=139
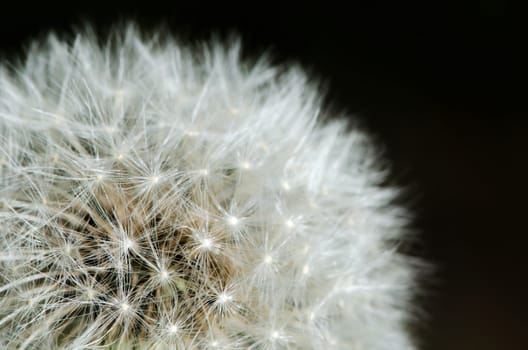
xmin=0 ymin=25 xmax=419 ymax=349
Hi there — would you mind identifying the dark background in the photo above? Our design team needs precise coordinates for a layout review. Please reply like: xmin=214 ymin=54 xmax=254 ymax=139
xmin=1 ymin=2 xmax=526 ymax=349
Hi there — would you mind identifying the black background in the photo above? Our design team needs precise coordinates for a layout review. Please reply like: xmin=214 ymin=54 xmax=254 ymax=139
xmin=1 ymin=2 xmax=526 ymax=349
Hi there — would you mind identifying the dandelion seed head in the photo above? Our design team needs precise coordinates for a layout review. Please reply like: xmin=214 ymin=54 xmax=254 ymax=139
xmin=0 ymin=24 xmax=420 ymax=349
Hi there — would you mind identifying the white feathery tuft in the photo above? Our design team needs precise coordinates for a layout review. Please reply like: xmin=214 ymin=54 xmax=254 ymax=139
xmin=0 ymin=25 xmax=419 ymax=349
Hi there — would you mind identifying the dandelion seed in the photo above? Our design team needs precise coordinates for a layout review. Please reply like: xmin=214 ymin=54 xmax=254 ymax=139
xmin=227 ymin=216 xmax=239 ymax=226
xmin=122 ymin=237 xmax=135 ymax=251
xmin=113 ymin=89 xmax=126 ymax=97
xmin=263 ymin=255 xmax=273 ymax=265
xmin=85 ymin=289 xmax=96 ymax=301
xmin=105 ymin=126 xmax=117 ymax=134
xmin=120 ymin=301 xmax=131 ymax=313
xmin=270 ymin=331 xmax=280 ymax=340
xmin=200 ymin=238 xmax=213 ymax=250
xmin=257 ymin=142 xmax=269 ymax=152
xmin=185 ymin=129 xmax=199 ymax=137
xmin=240 ymin=161 xmax=251 ymax=170
xmin=167 ymin=324 xmax=179 ymax=335
xmin=216 ymin=292 xmax=233 ymax=304
xmin=159 ymin=269 xmax=170 ymax=281
xmin=63 ymin=243 xmax=72 ymax=256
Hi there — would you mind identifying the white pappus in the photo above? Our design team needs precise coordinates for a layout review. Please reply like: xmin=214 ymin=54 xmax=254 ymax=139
xmin=0 ymin=25 xmax=419 ymax=349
